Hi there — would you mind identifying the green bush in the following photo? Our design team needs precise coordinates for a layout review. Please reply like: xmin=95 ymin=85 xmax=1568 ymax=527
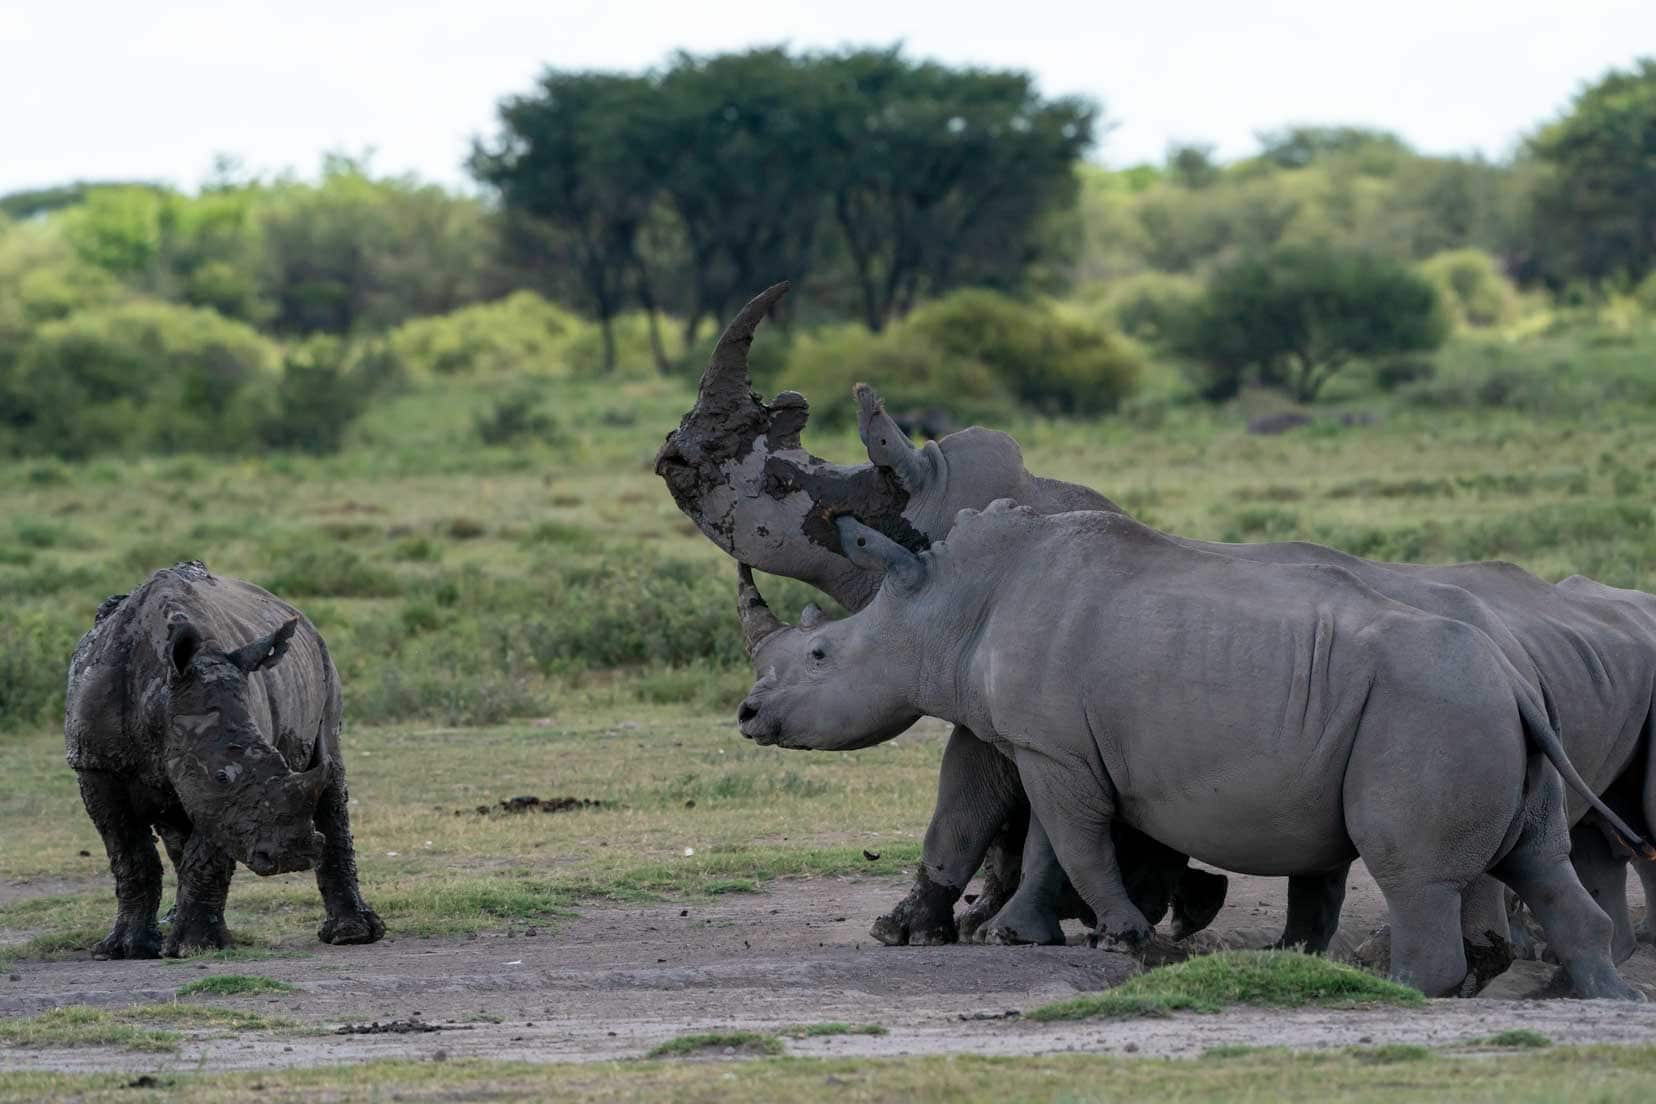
xmin=774 ymin=321 xmax=1015 ymax=429
xmin=903 ymin=289 xmax=1143 ymax=416
xmin=0 ymin=606 xmax=84 ymax=732
xmin=257 ymin=336 xmax=395 ymax=454
xmin=1419 ymin=249 xmax=1520 ymax=329
xmin=4 ymin=301 xmax=278 ymax=458
xmin=1177 ymin=242 xmax=1449 ymax=402
xmin=386 ymin=291 xmax=581 ymax=378
xmin=1090 ymin=272 xmax=1203 ymax=346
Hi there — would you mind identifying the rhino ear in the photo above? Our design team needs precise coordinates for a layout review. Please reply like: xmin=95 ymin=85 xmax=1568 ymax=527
xmin=799 ymin=603 xmax=827 ymax=629
xmin=168 ymin=620 xmax=202 ymax=678
xmin=855 ymin=382 xmax=933 ymax=493
xmin=229 ymin=618 xmax=300 ymax=674
xmin=835 ymin=516 xmax=927 ymax=593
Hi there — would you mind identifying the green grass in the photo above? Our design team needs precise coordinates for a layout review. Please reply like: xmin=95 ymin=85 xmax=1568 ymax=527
xmin=779 ymin=1022 xmax=887 ymax=1038
xmin=1481 ymin=1029 xmax=1552 ymax=1049
xmin=5 ymin=1049 xmax=1656 ymax=1103
xmin=647 ymin=1031 xmax=784 ymax=1058
xmin=175 ymin=974 xmax=294 ymax=997
xmin=0 ymin=1003 xmax=294 ymax=1053
xmin=1028 ymin=951 xmax=1424 ymax=1021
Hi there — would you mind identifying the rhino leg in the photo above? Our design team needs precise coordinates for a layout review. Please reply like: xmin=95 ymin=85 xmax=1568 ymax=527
xmin=79 ymin=771 xmax=164 ymax=960
xmin=1274 ymin=866 xmax=1350 ymax=953
xmin=957 ymin=816 xmax=1028 ymax=942
xmin=164 ymin=831 xmax=234 ymax=957
xmin=1015 ymin=752 xmax=1152 ymax=951
xmin=974 ymin=812 xmax=1068 ymax=946
xmin=1638 ymin=860 xmax=1656 ymax=945
xmin=1171 ymin=868 xmax=1229 ymax=940
xmin=313 ymin=772 xmax=384 ymax=945
xmin=871 ymin=725 xmax=1021 ymax=946
xmin=1569 ymin=819 xmax=1637 ymax=963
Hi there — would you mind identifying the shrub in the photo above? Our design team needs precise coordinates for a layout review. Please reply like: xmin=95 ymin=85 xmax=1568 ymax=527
xmin=1419 ymin=249 xmax=1520 ymax=329
xmin=1176 ymin=242 xmax=1449 ymax=402
xmin=0 ymin=606 xmax=84 ymax=732
xmin=560 ymin=310 xmax=685 ymax=379
xmin=386 ymin=291 xmax=581 ymax=378
xmin=256 ymin=336 xmax=391 ymax=455
xmin=1091 ymin=272 xmax=1203 ymax=346
xmin=4 ymin=301 xmax=277 ymax=458
xmin=775 ymin=321 xmax=1015 ymax=430
xmin=904 ymin=289 xmax=1143 ymax=416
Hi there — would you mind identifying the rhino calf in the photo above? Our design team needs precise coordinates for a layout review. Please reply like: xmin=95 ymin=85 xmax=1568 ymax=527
xmin=65 ymin=562 xmax=383 ymax=958
xmin=737 ymin=505 xmax=1645 ymax=998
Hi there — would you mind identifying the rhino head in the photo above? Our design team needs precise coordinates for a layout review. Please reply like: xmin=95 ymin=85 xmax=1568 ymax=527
xmin=736 ymin=517 xmax=931 ymax=751
xmin=163 ymin=616 xmax=328 ymax=876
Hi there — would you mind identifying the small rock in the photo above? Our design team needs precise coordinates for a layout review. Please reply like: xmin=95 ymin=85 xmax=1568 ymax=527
xmin=432 ymin=1049 xmax=448 ymax=1062
xmin=1124 ymin=1042 xmax=1140 ymax=1053
xmin=79 ymin=850 xmax=91 ymax=858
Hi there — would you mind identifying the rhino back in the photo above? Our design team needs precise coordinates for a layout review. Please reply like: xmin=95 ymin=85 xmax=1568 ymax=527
xmin=65 ymin=562 xmax=339 ymax=777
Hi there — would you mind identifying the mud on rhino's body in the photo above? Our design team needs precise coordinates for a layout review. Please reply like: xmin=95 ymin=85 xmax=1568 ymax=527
xmin=66 ymin=561 xmax=382 ymax=958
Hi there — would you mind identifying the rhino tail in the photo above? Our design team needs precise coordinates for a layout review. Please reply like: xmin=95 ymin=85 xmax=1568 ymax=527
xmin=1517 ymin=682 xmax=1656 ymax=862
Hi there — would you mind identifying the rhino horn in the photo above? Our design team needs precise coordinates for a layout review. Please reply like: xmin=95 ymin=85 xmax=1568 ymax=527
xmin=737 ymin=564 xmax=788 ymax=656
xmin=285 ymin=736 xmax=331 ymax=807
xmin=699 ymin=281 xmax=790 ymax=408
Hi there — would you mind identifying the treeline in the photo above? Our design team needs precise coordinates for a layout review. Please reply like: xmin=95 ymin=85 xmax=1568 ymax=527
xmin=2 ymin=50 xmax=1654 ymax=460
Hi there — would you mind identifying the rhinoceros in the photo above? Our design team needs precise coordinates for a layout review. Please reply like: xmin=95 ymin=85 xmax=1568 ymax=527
xmin=735 ymin=504 xmax=1647 ymax=998
xmin=658 ymin=282 xmax=1228 ymax=945
xmin=65 ymin=561 xmax=383 ymax=958
xmin=658 ymin=283 xmax=1656 ymax=967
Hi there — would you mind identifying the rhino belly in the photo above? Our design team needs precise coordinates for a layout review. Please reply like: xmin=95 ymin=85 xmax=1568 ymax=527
xmin=1117 ymin=780 xmax=1357 ymax=877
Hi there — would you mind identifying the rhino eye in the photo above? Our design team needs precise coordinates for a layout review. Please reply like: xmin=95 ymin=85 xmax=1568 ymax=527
xmin=213 ymin=768 xmax=231 ymax=785
xmin=809 ymin=643 xmax=827 ymax=661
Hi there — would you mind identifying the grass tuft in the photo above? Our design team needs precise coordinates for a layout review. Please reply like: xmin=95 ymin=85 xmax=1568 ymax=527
xmin=1028 ymin=951 xmax=1423 ymax=1021
xmin=175 ymin=974 xmax=295 ymax=997
xmin=647 ymin=1031 xmax=784 ymax=1058
xmin=1481 ymin=1029 xmax=1552 ymax=1049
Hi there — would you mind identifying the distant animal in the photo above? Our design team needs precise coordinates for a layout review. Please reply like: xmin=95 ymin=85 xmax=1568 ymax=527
xmin=66 ymin=561 xmax=382 ymax=958
xmin=736 ymin=504 xmax=1644 ymax=998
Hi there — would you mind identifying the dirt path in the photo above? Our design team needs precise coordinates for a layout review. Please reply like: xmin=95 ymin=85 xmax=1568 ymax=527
xmin=6 ymin=867 xmax=1656 ymax=1073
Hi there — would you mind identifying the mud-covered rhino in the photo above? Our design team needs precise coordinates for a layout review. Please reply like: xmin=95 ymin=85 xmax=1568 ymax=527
xmin=65 ymin=562 xmax=382 ymax=958
xmin=736 ymin=504 xmax=1646 ymax=998
xmin=657 ymin=283 xmax=1656 ymax=969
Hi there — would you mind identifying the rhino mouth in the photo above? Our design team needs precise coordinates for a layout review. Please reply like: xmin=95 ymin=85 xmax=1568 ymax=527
xmin=245 ymin=830 xmax=326 ymax=876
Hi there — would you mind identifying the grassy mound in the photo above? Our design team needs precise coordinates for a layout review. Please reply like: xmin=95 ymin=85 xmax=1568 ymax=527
xmin=176 ymin=974 xmax=295 ymax=997
xmin=1029 ymin=950 xmax=1423 ymax=1021
xmin=647 ymin=1031 xmax=783 ymax=1058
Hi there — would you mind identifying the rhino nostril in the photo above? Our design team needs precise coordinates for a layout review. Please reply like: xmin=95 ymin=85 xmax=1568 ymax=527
xmin=738 ymin=701 xmax=759 ymax=725
xmin=250 ymin=848 xmax=273 ymax=872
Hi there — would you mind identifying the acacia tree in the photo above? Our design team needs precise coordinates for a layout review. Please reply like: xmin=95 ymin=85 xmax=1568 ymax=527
xmin=1178 ymin=242 xmax=1448 ymax=402
xmin=470 ymin=73 xmax=660 ymax=373
xmin=1522 ymin=57 xmax=1656 ymax=287
xmin=819 ymin=49 xmax=1096 ymax=330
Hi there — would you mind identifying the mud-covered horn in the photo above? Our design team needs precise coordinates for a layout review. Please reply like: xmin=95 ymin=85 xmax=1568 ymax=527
xmin=287 ymin=736 xmax=330 ymax=804
xmin=737 ymin=563 xmax=788 ymax=656
xmin=699 ymin=282 xmax=790 ymax=407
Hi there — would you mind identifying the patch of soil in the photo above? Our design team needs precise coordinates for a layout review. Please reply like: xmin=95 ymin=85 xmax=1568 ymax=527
xmin=459 ymin=796 xmax=609 ymax=816
xmin=335 ymin=1019 xmax=452 ymax=1036
xmin=6 ymin=866 xmax=1656 ymax=1074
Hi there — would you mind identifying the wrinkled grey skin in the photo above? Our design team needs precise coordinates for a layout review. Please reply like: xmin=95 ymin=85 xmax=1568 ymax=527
xmin=658 ymin=282 xmax=1226 ymax=945
xmin=66 ymin=561 xmax=383 ymax=958
xmin=658 ymin=284 xmax=1656 ymax=963
xmin=738 ymin=504 xmax=1645 ymax=998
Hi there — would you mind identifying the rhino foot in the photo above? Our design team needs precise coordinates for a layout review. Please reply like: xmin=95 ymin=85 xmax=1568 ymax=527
xmin=971 ymin=897 xmax=1066 ymax=947
xmin=91 ymin=922 xmax=163 ymax=961
xmin=319 ymin=908 xmax=386 ymax=945
xmin=1170 ymin=870 xmax=1229 ymax=940
xmin=163 ymin=912 xmax=230 ymax=958
xmin=870 ymin=874 xmax=959 ymax=947
xmin=957 ymin=891 xmax=1014 ymax=943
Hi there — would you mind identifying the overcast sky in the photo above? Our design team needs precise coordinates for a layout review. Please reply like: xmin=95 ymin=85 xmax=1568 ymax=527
xmin=2 ymin=1 xmax=1651 ymax=195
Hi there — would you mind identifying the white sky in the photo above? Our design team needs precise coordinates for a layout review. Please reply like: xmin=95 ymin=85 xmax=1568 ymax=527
xmin=2 ymin=1 xmax=1651 ymax=195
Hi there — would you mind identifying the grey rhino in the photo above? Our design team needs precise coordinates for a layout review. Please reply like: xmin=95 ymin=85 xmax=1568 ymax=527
xmin=658 ymin=283 xmax=1656 ymax=966
xmin=736 ymin=504 xmax=1647 ymax=998
xmin=657 ymin=282 xmax=1226 ymax=944
xmin=66 ymin=562 xmax=383 ymax=958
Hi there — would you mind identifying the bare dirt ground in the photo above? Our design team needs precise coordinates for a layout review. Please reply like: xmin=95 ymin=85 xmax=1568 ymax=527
xmin=6 ymin=865 xmax=1656 ymax=1074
